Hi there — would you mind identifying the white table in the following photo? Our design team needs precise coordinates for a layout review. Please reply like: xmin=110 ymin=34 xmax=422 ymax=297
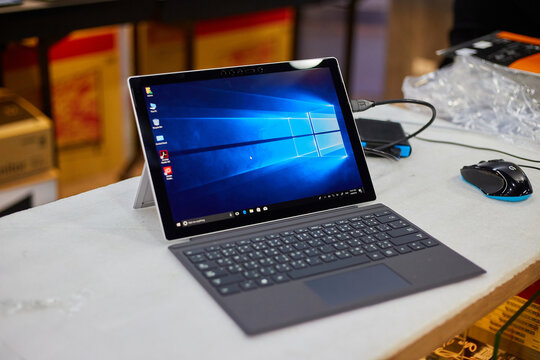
xmin=1 ymin=106 xmax=539 ymax=360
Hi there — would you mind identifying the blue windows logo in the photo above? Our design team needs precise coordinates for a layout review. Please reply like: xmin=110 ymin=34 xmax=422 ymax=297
xmin=288 ymin=105 xmax=346 ymax=158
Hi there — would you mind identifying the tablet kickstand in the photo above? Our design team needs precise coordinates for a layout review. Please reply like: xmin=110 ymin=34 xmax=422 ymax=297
xmin=133 ymin=163 xmax=155 ymax=209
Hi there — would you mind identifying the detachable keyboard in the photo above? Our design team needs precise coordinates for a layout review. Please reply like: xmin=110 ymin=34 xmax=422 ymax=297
xmin=171 ymin=207 xmax=439 ymax=296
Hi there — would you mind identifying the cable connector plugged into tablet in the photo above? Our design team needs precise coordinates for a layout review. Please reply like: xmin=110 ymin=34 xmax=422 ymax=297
xmin=350 ymin=99 xmax=374 ymax=112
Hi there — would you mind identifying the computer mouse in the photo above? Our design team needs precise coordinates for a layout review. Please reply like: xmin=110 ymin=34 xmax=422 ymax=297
xmin=460 ymin=159 xmax=533 ymax=201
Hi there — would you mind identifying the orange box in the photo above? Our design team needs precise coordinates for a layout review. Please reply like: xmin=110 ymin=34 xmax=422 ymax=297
xmin=194 ymin=8 xmax=294 ymax=69
xmin=137 ymin=21 xmax=188 ymax=75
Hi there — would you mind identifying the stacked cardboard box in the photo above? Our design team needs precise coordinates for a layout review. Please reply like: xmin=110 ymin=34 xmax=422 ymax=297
xmin=0 ymin=89 xmax=57 ymax=215
xmin=2 ymin=26 xmax=133 ymax=194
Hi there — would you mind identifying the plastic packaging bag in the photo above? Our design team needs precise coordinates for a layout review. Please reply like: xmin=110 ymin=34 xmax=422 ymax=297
xmin=402 ymin=55 xmax=540 ymax=143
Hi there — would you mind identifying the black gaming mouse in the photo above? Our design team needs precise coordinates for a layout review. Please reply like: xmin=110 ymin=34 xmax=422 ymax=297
xmin=460 ymin=159 xmax=533 ymax=201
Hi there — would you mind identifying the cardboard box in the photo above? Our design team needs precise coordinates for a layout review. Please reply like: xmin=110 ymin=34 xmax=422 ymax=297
xmin=2 ymin=26 xmax=133 ymax=185
xmin=0 ymin=89 xmax=53 ymax=185
xmin=194 ymin=8 xmax=294 ymax=69
xmin=0 ymin=169 xmax=58 ymax=217
xmin=137 ymin=21 xmax=187 ymax=75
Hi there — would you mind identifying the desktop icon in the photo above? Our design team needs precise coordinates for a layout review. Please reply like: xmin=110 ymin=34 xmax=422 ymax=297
xmin=163 ymin=166 xmax=172 ymax=176
xmin=145 ymin=87 xmax=153 ymax=96
xmin=152 ymin=118 xmax=160 ymax=126
xmin=149 ymin=103 xmax=157 ymax=110
xmin=156 ymin=135 xmax=164 ymax=142
xmin=159 ymin=150 xmax=169 ymax=160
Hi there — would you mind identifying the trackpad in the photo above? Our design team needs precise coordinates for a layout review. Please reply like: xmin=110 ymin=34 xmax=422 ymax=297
xmin=305 ymin=264 xmax=410 ymax=307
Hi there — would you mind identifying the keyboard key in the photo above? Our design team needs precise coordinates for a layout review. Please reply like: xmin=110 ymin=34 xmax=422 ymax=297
xmin=363 ymin=218 xmax=379 ymax=226
xmin=320 ymin=254 xmax=337 ymax=262
xmin=204 ymin=268 xmax=228 ymax=279
xmin=293 ymin=242 xmax=308 ymax=250
xmin=289 ymin=251 xmax=305 ymax=260
xmin=272 ymin=274 xmax=289 ymax=283
xmin=381 ymin=249 xmax=398 ymax=257
xmin=363 ymin=244 xmax=378 ymax=252
xmin=211 ymin=274 xmax=244 ymax=287
xmin=232 ymin=254 xmax=250 ymax=263
xmin=319 ymin=245 xmax=335 ymax=253
xmin=367 ymin=252 xmax=384 ymax=261
xmin=221 ymin=248 xmax=237 ymax=257
xmin=260 ymin=267 xmax=276 ymax=276
xmin=243 ymin=270 xmax=261 ymax=279
xmin=395 ymin=245 xmax=411 ymax=254
xmin=184 ymin=249 xmax=204 ymax=256
xmin=389 ymin=233 xmax=429 ymax=246
xmin=249 ymin=251 xmax=264 ymax=260
xmin=219 ymin=284 xmax=241 ymax=295
xmin=264 ymin=248 xmax=280 ymax=257
xmin=335 ymin=250 xmax=352 ymax=259
xmin=388 ymin=220 xmax=408 ymax=229
xmin=421 ymin=239 xmax=439 ymax=247
xmin=196 ymin=261 xmax=217 ymax=271
xmin=334 ymin=241 xmax=349 ymax=250
xmin=387 ymin=227 xmax=417 ymax=238
xmin=306 ymin=257 xmax=323 ymax=266
xmin=257 ymin=277 xmax=273 ymax=287
xmin=350 ymin=247 xmax=365 ymax=256
xmin=304 ymin=248 xmax=320 ymax=257
xmin=189 ymin=254 xmax=206 ymax=263
xmin=206 ymin=251 xmax=222 ymax=260
xmin=240 ymin=280 xmax=257 ymax=291
xmin=376 ymin=240 xmax=392 ymax=249
xmin=377 ymin=214 xmax=400 ymax=223
xmin=276 ymin=263 xmax=292 ymax=272
xmin=227 ymin=264 xmax=243 ymax=273
xmin=291 ymin=260 xmax=308 ymax=269
xmin=324 ymin=228 xmax=340 ymax=235
xmin=259 ymin=258 xmax=275 ymax=266
xmin=288 ymin=255 xmax=370 ymax=279
xmin=409 ymin=242 xmax=426 ymax=251
xmin=216 ymin=258 xmax=234 ymax=266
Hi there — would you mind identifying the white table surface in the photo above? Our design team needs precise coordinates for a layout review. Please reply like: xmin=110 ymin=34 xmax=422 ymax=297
xmin=1 ymin=106 xmax=539 ymax=360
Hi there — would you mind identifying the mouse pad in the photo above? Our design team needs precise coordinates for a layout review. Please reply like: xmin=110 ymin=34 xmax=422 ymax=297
xmin=305 ymin=264 xmax=411 ymax=306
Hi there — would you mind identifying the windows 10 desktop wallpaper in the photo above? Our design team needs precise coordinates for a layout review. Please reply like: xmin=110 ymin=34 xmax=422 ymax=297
xmin=148 ymin=67 xmax=364 ymax=221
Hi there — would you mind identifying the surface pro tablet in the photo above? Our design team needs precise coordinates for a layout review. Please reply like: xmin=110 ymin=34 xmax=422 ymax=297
xmin=128 ymin=58 xmax=484 ymax=334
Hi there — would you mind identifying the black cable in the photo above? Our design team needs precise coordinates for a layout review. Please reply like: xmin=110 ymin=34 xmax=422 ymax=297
xmin=363 ymin=148 xmax=399 ymax=161
xmin=350 ymin=98 xmax=437 ymax=153
xmin=415 ymin=136 xmax=540 ymax=163
xmin=518 ymin=165 xmax=540 ymax=172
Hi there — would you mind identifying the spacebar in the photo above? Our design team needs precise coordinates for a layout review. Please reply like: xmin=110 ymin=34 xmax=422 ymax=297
xmin=288 ymin=255 xmax=371 ymax=280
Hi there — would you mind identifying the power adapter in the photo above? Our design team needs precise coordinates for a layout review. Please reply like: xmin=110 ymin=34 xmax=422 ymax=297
xmin=355 ymin=118 xmax=411 ymax=158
